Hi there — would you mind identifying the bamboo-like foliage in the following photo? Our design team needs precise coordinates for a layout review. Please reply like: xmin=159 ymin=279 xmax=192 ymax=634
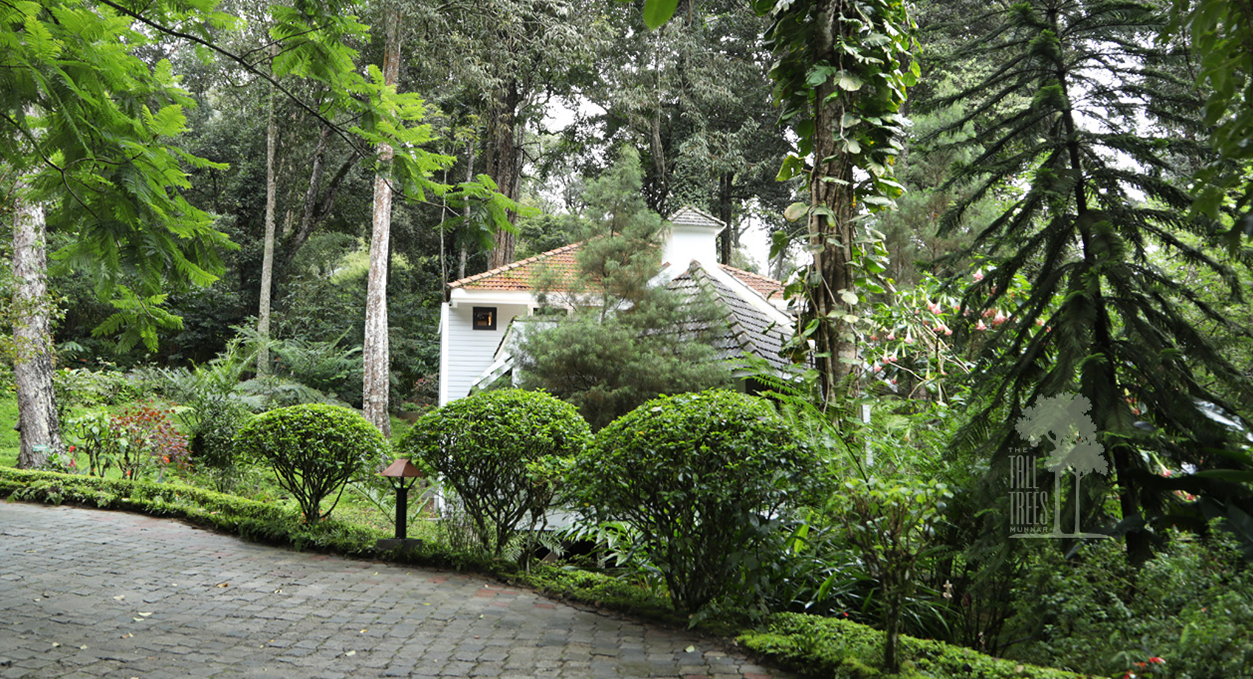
xmin=928 ymin=0 xmax=1253 ymax=559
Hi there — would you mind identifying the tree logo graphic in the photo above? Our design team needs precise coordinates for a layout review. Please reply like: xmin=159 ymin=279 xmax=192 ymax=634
xmin=1010 ymin=394 xmax=1111 ymax=539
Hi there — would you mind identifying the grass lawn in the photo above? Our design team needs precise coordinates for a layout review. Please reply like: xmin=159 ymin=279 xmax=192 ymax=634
xmin=1 ymin=391 xmax=17 ymax=467
xmin=1 ymin=389 xmax=424 ymax=531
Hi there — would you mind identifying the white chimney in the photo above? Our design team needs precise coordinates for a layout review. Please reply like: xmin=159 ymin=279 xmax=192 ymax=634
xmin=659 ymin=206 xmax=724 ymax=282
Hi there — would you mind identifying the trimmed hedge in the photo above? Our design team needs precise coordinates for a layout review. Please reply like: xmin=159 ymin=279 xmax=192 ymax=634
xmin=234 ymin=403 xmax=387 ymax=521
xmin=739 ymin=613 xmax=1087 ymax=679
xmin=573 ymin=389 xmax=818 ymax=613
xmin=398 ymin=389 xmax=591 ymax=557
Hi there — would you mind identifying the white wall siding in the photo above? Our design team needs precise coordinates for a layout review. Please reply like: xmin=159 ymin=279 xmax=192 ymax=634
xmin=440 ymin=302 xmax=528 ymax=405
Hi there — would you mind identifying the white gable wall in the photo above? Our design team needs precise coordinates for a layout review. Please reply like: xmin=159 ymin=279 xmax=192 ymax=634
xmin=438 ymin=300 xmax=531 ymax=406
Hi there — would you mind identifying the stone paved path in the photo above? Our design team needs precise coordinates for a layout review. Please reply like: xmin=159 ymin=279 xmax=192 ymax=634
xmin=0 ymin=501 xmax=791 ymax=679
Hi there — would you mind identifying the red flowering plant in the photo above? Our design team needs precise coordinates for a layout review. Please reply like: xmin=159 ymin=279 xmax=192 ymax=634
xmin=1121 ymin=655 xmax=1167 ymax=678
xmin=67 ymin=403 xmax=189 ymax=480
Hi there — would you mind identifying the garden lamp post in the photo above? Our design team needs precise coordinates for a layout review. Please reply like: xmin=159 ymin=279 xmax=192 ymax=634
xmin=377 ymin=459 xmax=423 ymax=551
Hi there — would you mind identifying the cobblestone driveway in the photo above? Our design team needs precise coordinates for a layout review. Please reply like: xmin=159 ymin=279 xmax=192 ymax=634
xmin=0 ymin=501 xmax=790 ymax=679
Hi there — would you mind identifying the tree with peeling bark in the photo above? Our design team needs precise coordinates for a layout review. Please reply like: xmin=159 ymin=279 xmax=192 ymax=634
xmin=9 ymin=176 xmax=61 ymax=468
xmin=257 ymin=44 xmax=280 ymax=375
xmin=362 ymin=1 xmax=404 ymax=437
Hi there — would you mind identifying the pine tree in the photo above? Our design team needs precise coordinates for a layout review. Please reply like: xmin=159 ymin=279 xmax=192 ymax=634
xmin=930 ymin=0 xmax=1253 ymax=560
xmin=515 ymin=149 xmax=731 ymax=429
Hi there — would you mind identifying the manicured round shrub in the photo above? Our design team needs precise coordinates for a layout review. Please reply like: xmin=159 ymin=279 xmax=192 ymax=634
xmin=398 ymin=389 xmax=591 ymax=557
xmin=572 ymin=388 xmax=818 ymax=614
xmin=233 ymin=404 xmax=387 ymax=521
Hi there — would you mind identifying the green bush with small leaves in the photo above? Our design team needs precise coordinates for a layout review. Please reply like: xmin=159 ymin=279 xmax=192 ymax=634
xmin=572 ymin=389 xmax=819 ymax=614
xmin=398 ymin=389 xmax=591 ymax=558
xmin=233 ymin=404 xmax=386 ymax=522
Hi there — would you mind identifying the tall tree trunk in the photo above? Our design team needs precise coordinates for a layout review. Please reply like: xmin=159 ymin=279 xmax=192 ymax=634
xmin=485 ymin=80 xmax=520 ymax=270
xmin=718 ymin=171 xmax=734 ymax=265
xmin=257 ymin=46 xmax=278 ymax=375
xmin=453 ymin=142 xmax=476 ymax=283
xmin=11 ymin=184 xmax=62 ymax=469
xmin=282 ymin=127 xmax=360 ymax=270
xmin=362 ymin=3 xmax=402 ymax=437
xmin=805 ymin=0 xmax=859 ymax=411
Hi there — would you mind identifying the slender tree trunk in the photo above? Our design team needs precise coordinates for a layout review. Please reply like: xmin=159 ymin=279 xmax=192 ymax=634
xmin=805 ymin=0 xmax=858 ymax=411
xmin=11 ymin=183 xmax=62 ymax=469
xmin=362 ymin=2 xmax=402 ymax=437
xmin=257 ymin=45 xmax=279 ymax=375
xmin=884 ymin=592 xmax=901 ymax=673
xmin=1073 ymin=470 xmax=1084 ymax=534
xmin=485 ymin=80 xmax=520 ymax=270
xmin=282 ymin=128 xmax=360 ymax=270
xmin=457 ymin=142 xmax=476 ymax=281
xmin=1053 ymin=469 xmax=1063 ymax=535
xmin=718 ymin=171 xmax=734 ymax=265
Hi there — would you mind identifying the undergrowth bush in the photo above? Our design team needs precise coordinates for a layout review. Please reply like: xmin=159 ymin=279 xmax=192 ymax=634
xmin=1003 ymin=530 xmax=1253 ymax=677
xmin=572 ymin=389 xmax=819 ymax=615
xmin=64 ymin=404 xmax=189 ymax=480
xmin=398 ymin=389 xmax=591 ymax=558
xmin=233 ymin=404 xmax=386 ymax=522
xmin=739 ymin=612 xmax=1082 ymax=679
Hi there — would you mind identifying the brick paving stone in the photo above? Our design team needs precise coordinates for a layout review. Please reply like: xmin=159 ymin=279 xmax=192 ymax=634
xmin=0 ymin=501 xmax=794 ymax=678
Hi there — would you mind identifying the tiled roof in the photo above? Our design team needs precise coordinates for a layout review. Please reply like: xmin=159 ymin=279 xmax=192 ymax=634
xmin=669 ymin=205 xmax=723 ymax=229
xmin=668 ymin=264 xmax=792 ymax=371
xmin=448 ymin=241 xmax=585 ymax=292
xmin=720 ymin=264 xmax=784 ymax=301
xmin=448 ymin=238 xmax=787 ymax=304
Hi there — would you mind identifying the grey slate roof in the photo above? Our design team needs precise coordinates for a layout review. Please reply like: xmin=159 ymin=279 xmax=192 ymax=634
xmin=667 ymin=264 xmax=792 ymax=372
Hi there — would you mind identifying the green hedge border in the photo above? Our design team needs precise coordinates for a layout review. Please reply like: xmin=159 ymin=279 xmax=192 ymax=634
xmin=0 ymin=468 xmax=1087 ymax=678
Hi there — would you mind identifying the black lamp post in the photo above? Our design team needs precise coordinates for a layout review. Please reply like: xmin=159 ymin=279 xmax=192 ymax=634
xmin=377 ymin=458 xmax=424 ymax=552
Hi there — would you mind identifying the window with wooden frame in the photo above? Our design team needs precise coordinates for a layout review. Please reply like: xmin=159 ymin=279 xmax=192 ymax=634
xmin=472 ymin=307 xmax=497 ymax=331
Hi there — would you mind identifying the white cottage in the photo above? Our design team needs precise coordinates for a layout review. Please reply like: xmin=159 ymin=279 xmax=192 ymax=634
xmin=437 ymin=206 xmax=794 ymax=406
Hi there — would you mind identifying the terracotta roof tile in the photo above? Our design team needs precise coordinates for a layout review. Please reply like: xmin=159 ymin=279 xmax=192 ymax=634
xmin=720 ymin=264 xmax=785 ymax=301
xmin=448 ymin=241 xmax=585 ymax=292
xmin=448 ymin=240 xmax=787 ymax=303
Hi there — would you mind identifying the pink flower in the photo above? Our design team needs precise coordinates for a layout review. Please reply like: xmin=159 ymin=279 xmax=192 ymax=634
xmin=928 ymin=302 xmax=942 ymax=315
xmin=975 ymin=321 xmax=988 ymax=331
xmin=886 ymin=332 xmax=896 ymax=340
xmin=992 ymin=310 xmax=1007 ymax=326
xmin=973 ymin=270 xmax=984 ymax=281
xmin=1149 ymin=658 xmax=1165 ymax=665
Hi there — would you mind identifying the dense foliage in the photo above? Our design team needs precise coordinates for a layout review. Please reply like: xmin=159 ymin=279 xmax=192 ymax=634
xmin=233 ymin=403 xmax=386 ymax=521
xmin=516 ymin=149 xmax=732 ymax=429
xmin=928 ymin=0 xmax=1253 ymax=562
xmin=6 ymin=0 xmax=1253 ymax=673
xmin=572 ymin=389 xmax=818 ymax=614
xmin=398 ymin=389 xmax=591 ymax=557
